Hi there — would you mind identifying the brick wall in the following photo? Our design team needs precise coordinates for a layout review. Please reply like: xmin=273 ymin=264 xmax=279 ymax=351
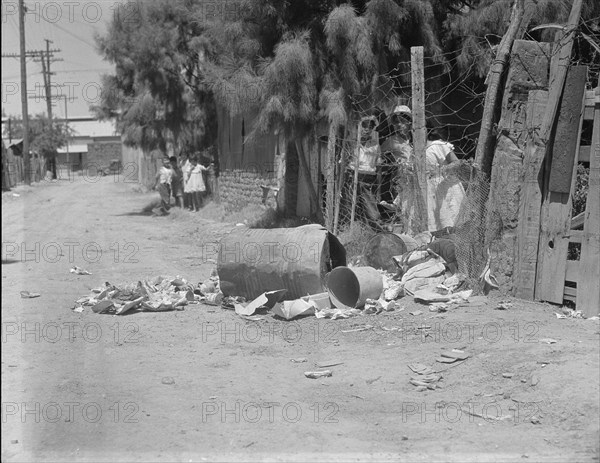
xmin=86 ymin=141 xmax=122 ymax=169
xmin=218 ymin=170 xmax=278 ymax=210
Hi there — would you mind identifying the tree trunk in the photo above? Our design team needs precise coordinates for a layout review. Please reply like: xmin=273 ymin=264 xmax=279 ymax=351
xmin=474 ymin=0 xmax=525 ymax=176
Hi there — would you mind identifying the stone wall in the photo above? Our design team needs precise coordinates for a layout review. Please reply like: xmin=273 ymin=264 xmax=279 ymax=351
xmin=218 ymin=170 xmax=278 ymax=210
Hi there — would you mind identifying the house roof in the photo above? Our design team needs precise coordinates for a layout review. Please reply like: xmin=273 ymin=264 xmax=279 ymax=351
xmin=2 ymin=138 xmax=23 ymax=149
xmin=67 ymin=120 xmax=119 ymax=138
xmin=57 ymin=144 xmax=88 ymax=154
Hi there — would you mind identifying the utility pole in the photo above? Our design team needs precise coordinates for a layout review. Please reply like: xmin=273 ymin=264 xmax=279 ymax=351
xmin=19 ymin=0 xmax=30 ymax=185
xmin=32 ymin=40 xmax=62 ymax=120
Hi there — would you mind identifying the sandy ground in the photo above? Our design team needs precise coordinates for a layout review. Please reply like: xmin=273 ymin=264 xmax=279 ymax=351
xmin=2 ymin=175 xmax=599 ymax=462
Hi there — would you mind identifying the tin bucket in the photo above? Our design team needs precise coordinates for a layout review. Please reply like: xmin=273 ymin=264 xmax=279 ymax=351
xmin=326 ymin=266 xmax=383 ymax=310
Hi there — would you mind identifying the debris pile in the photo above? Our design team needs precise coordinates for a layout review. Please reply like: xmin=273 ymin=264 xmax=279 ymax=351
xmin=73 ymin=273 xmax=222 ymax=315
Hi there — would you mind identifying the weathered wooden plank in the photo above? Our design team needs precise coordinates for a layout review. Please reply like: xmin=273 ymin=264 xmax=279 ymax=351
xmin=565 ymin=260 xmax=580 ymax=283
xmin=548 ymin=66 xmax=587 ymax=193
xmin=563 ymin=285 xmax=577 ymax=303
xmin=584 ymin=106 xmax=595 ymax=121
xmin=578 ymin=145 xmax=590 ymax=163
xmin=578 ymin=87 xmax=600 ymax=313
xmin=536 ymin=66 xmax=587 ymax=304
xmin=569 ymin=230 xmax=585 ymax=243
xmin=517 ymin=0 xmax=583 ymax=301
xmin=514 ymin=90 xmax=548 ymax=300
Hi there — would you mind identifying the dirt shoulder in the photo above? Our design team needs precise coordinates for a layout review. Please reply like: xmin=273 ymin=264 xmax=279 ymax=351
xmin=2 ymin=176 xmax=599 ymax=462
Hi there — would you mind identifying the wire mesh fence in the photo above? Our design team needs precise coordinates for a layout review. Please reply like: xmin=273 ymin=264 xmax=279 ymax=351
xmin=320 ymin=49 xmax=491 ymax=280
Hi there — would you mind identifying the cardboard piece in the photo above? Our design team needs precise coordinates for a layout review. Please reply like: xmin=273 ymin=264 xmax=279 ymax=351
xmin=271 ymin=299 xmax=315 ymax=320
xmin=234 ymin=290 xmax=287 ymax=316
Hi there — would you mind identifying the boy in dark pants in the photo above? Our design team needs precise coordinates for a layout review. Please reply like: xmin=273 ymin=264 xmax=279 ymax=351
xmin=169 ymin=156 xmax=184 ymax=207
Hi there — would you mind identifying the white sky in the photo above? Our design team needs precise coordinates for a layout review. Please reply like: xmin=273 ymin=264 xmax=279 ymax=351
xmin=1 ymin=0 xmax=126 ymax=119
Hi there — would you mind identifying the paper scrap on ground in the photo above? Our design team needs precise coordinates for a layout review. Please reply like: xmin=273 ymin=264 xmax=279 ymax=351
xmin=70 ymin=266 xmax=92 ymax=275
xmin=20 ymin=291 xmax=41 ymax=298
xmin=271 ymin=298 xmax=315 ymax=320
xmin=315 ymin=307 xmax=361 ymax=319
xmin=304 ymin=370 xmax=332 ymax=379
xmin=234 ymin=289 xmax=287 ymax=316
xmin=316 ymin=361 xmax=344 ymax=368
xmin=74 ymin=275 xmax=204 ymax=315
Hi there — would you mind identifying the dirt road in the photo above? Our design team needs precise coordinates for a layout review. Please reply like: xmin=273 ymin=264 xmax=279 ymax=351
xmin=2 ymin=176 xmax=599 ymax=462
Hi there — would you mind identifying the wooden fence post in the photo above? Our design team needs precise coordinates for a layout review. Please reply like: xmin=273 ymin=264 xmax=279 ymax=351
xmin=349 ymin=121 xmax=361 ymax=228
xmin=325 ymin=122 xmax=337 ymax=231
xmin=411 ymin=46 xmax=428 ymax=233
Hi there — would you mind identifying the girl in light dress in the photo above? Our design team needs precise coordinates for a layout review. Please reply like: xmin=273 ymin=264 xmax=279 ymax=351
xmin=184 ymin=155 xmax=208 ymax=212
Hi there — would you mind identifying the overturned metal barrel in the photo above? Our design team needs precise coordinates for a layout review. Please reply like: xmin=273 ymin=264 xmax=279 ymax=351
xmin=326 ymin=266 xmax=383 ymax=309
xmin=217 ymin=224 xmax=346 ymax=300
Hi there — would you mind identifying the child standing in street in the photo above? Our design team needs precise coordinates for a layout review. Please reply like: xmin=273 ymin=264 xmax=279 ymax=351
xmin=169 ymin=155 xmax=184 ymax=208
xmin=185 ymin=155 xmax=208 ymax=212
xmin=152 ymin=157 xmax=173 ymax=216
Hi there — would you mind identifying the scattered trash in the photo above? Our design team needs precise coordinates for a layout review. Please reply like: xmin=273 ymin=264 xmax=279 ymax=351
xmin=530 ymin=374 xmax=540 ymax=387
xmin=291 ymin=358 xmax=307 ymax=363
xmin=72 ymin=306 xmax=84 ymax=313
xmin=203 ymin=292 xmax=224 ymax=306
xmin=20 ymin=291 xmax=41 ymax=298
xmin=539 ymin=338 xmax=558 ymax=344
xmin=502 ymin=372 xmax=514 ymax=378
xmin=429 ymin=303 xmax=449 ymax=313
xmin=234 ymin=289 xmax=286 ymax=316
xmin=304 ymin=292 xmax=331 ymax=311
xmin=240 ymin=315 xmax=264 ymax=321
xmin=161 ymin=376 xmax=175 ymax=385
xmin=383 ymin=281 xmax=404 ymax=301
xmin=555 ymin=309 xmax=584 ymax=319
xmin=70 ymin=266 xmax=92 ymax=275
xmin=315 ymin=307 xmax=361 ymax=319
xmin=304 ymin=370 xmax=333 ymax=379
xmin=587 ymin=316 xmax=600 ymax=320
xmin=366 ymin=376 xmax=382 ymax=385
xmin=408 ymin=362 xmax=442 ymax=390
xmin=272 ymin=298 xmax=315 ymax=320
xmin=440 ymin=350 xmax=470 ymax=361
xmin=479 ymin=248 xmax=499 ymax=294
xmin=404 ymin=276 xmax=446 ymax=296
xmin=436 ymin=349 xmax=470 ymax=364
xmin=414 ymin=289 xmax=472 ymax=305
xmin=75 ymin=276 xmax=203 ymax=315
xmin=92 ymin=300 xmax=114 ymax=314
xmin=401 ymin=258 xmax=446 ymax=284
xmin=341 ymin=325 xmax=373 ymax=333
xmin=496 ymin=301 xmax=514 ymax=310
xmin=409 ymin=310 xmax=423 ymax=316
xmin=316 ymin=361 xmax=344 ymax=368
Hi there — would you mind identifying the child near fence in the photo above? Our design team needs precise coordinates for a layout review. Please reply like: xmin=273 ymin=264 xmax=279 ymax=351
xmin=184 ymin=155 xmax=209 ymax=212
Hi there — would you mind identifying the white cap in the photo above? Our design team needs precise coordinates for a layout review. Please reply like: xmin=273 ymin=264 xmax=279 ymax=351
xmin=392 ymin=105 xmax=412 ymax=117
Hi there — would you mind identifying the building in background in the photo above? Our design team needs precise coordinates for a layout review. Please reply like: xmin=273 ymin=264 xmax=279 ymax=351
xmin=55 ymin=117 xmax=121 ymax=171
